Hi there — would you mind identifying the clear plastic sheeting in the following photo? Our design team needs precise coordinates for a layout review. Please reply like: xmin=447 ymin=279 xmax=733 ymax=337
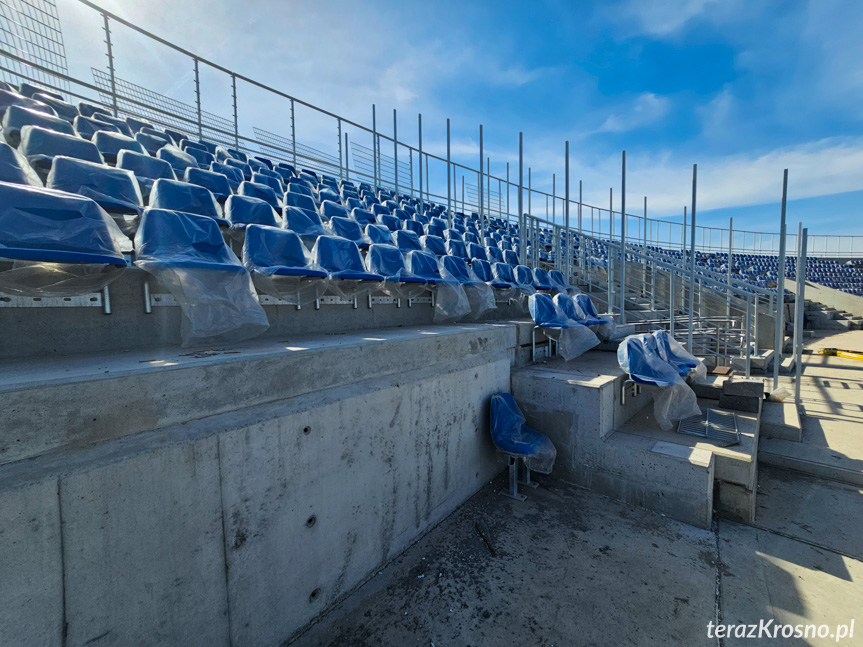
xmin=653 ymin=330 xmax=707 ymax=382
xmin=0 ymin=142 xmax=42 ymax=186
xmin=490 ymin=393 xmax=557 ymax=474
xmin=148 ymin=178 xmax=224 ymax=223
xmin=618 ymin=334 xmax=702 ymax=430
xmin=311 ymin=235 xmax=383 ymax=300
xmin=243 ymin=224 xmax=328 ymax=306
xmin=134 ymin=208 xmax=269 ymax=346
xmin=18 ymin=125 xmax=103 ymax=173
xmin=0 ymin=182 xmax=127 ymax=297
xmin=366 ymin=243 xmax=429 ymax=300
xmin=433 ymin=278 xmax=470 ymax=323
xmin=440 ymin=256 xmax=496 ymax=320
xmin=47 ymin=156 xmax=143 ymax=237
xmin=529 ymin=294 xmax=599 ymax=361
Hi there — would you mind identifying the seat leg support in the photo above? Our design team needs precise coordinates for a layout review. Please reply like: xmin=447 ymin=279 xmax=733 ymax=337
xmin=501 ymin=456 xmax=527 ymax=501
xmin=519 ymin=463 xmax=539 ymax=489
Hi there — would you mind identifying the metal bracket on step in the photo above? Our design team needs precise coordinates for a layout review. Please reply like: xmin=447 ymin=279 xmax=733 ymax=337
xmin=621 ymin=378 xmax=641 ymax=405
xmin=0 ymin=291 xmax=106 ymax=311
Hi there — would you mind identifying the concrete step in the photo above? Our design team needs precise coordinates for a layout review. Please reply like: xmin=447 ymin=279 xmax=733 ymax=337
xmin=759 ymin=438 xmax=863 ymax=486
xmin=760 ymin=401 xmax=802 ymax=442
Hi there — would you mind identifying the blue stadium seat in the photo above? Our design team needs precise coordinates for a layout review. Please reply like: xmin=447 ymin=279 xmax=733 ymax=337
xmin=157 ymin=145 xmax=199 ymax=176
xmin=92 ymin=113 xmax=133 ymax=138
xmin=184 ymin=167 xmax=232 ymax=202
xmin=0 ymin=142 xmax=42 ymax=186
xmin=184 ymin=146 xmax=215 ymax=167
xmin=366 ymin=224 xmax=393 ymax=245
xmin=252 ymin=171 xmax=284 ymax=195
xmin=117 ymin=150 xmax=175 ymax=199
xmin=2 ymin=104 xmax=75 ymax=147
xmin=378 ymin=213 xmax=400 ymax=232
xmin=320 ymin=200 xmax=348 ymax=221
xmin=133 ymin=207 xmax=268 ymax=345
xmin=573 ymin=294 xmax=605 ymax=325
xmin=225 ymin=195 xmax=280 ymax=229
xmin=327 ymin=216 xmax=366 ymax=247
xmin=393 ymin=230 xmax=422 ymax=254
xmin=0 ymin=182 xmax=127 ymax=296
xmin=617 ymin=335 xmax=681 ymax=387
xmin=350 ymin=207 xmax=376 ymax=226
xmin=17 ymin=82 xmax=62 ymax=101
xmin=406 ymin=250 xmax=444 ymax=284
xmin=92 ymin=131 xmax=146 ymax=165
xmin=490 ymin=393 xmax=557 ymax=499
xmin=284 ymin=205 xmax=326 ymax=239
xmin=366 ymin=243 xmax=427 ymax=298
xmin=47 ymin=155 xmax=142 ymax=220
xmin=312 ymin=235 xmax=383 ymax=281
xmin=31 ymin=93 xmax=79 ymax=123
xmin=653 ymin=330 xmax=701 ymax=378
xmin=77 ymin=102 xmax=111 ymax=119
xmin=238 ymin=180 xmax=281 ymax=211
xmin=403 ymin=219 xmax=424 ymax=236
xmin=135 ymin=131 xmax=170 ymax=156
xmin=125 ymin=116 xmax=152 ymax=134
xmin=441 ymin=255 xmax=483 ymax=286
xmin=533 ymin=268 xmax=553 ymax=290
xmin=504 ymin=249 xmax=519 ymax=265
xmin=148 ymin=178 xmax=225 ymax=225
xmin=446 ymin=239 xmax=469 ymax=259
xmin=0 ymin=89 xmax=54 ymax=120
xmin=19 ymin=125 xmax=103 ymax=176
xmin=421 ymin=234 xmax=447 ymax=257
xmin=467 ymin=243 xmax=488 ymax=262
xmin=485 ymin=246 xmax=504 ymax=264
xmin=73 ymin=114 xmax=120 ymax=140
xmin=548 ymin=269 xmax=576 ymax=293
xmin=210 ymin=162 xmax=243 ymax=191
xmin=285 ymin=191 xmax=316 ymax=211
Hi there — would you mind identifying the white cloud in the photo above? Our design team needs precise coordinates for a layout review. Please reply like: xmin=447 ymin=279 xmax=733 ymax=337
xmin=595 ymin=93 xmax=670 ymax=134
xmin=618 ymin=0 xmax=729 ymax=37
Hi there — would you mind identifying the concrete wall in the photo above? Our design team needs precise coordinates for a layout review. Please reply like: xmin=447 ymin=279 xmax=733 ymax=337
xmin=788 ymin=279 xmax=863 ymax=317
xmin=0 ymin=267 xmax=525 ymax=359
xmin=0 ymin=327 xmax=512 ymax=647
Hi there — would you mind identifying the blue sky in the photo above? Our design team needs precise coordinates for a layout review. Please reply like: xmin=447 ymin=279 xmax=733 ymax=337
xmin=55 ymin=0 xmax=863 ymax=239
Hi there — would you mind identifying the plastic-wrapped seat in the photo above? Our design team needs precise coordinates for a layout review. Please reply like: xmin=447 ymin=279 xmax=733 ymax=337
xmin=618 ymin=333 xmax=701 ymax=429
xmin=134 ymin=208 xmax=268 ymax=345
xmin=148 ymin=178 xmax=226 ymax=225
xmin=504 ymin=249 xmax=519 ymax=265
xmin=117 ymin=150 xmax=174 ymax=200
xmin=406 ymin=250 xmax=444 ymax=285
xmin=157 ymin=145 xmax=198 ymax=177
xmin=77 ymin=102 xmax=111 ymax=119
xmin=17 ymin=82 xmax=63 ymax=101
xmin=653 ymin=329 xmax=705 ymax=380
xmin=548 ymin=269 xmax=578 ymax=294
xmin=135 ymin=131 xmax=170 ymax=156
xmin=574 ymin=293 xmax=606 ymax=325
xmin=225 ymin=158 xmax=252 ymax=180
xmin=32 ymin=93 xmax=79 ymax=123
xmin=284 ymin=205 xmax=326 ymax=241
xmin=47 ymin=156 xmax=143 ymax=237
xmin=490 ymin=393 xmax=557 ymax=499
xmin=225 ymin=195 xmax=279 ymax=229
xmin=73 ymin=114 xmax=120 ymax=140
xmin=285 ymin=190 xmax=316 ymax=212
xmin=327 ymin=216 xmax=368 ymax=248
xmin=185 ymin=147 xmax=215 ymax=167
xmin=350 ymin=207 xmax=376 ymax=226
xmin=92 ymin=131 xmax=145 ymax=165
xmin=252 ymin=171 xmax=284 ymax=195
xmin=243 ymin=224 xmax=328 ymax=306
xmin=393 ymin=230 xmax=422 ymax=254
xmin=210 ymin=162 xmax=243 ymax=191
xmin=441 ymin=255 xmax=495 ymax=319
xmin=18 ymin=125 xmax=103 ymax=178
xmin=92 ymin=114 xmax=133 ymax=138
xmin=421 ymin=234 xmax=447 ymax=257
xmin=403 ymin=219 xmax=424 ymax=236
xmin=533 ymin=267 xmax=553 ymax=290
xmin=0 ymin=142 xmax=42 ymax=186
xmin=467 ymin=242 xmax=488 ymax=262
xmin=366 ymin=243 xmax=428 ymax=299
xmin=528 ymin=293 xmax=599 ymax=361
xmin=0 ymin=89 xmax=54 ymax=120
xmin=320 ymin=200 xmax=348 ymax=221
xmin=485 ymin=246 xmax=504 ymax=264
xmin=311 ymin=235 xmax=383 ymax=299
xmin=0 ymin=182 xmax=127 ymax=296
xmin=2 ymin=104 xmax=75 ymax=147
xmin=378 ymin=213 xmax=400 ymax=232
xmin=184 ymin=167 xmax=232 ymax=202
xmin=365 ymin=224 xmax=393 ymax=245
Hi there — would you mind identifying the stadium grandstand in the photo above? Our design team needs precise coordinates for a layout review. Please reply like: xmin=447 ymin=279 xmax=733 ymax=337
xmin=1 ymin=2 xmax=862 ymax=646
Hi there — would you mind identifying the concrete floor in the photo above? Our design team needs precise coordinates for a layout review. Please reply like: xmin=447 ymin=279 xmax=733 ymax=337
xmin=290 ymin=331 xmax=863 ymax=647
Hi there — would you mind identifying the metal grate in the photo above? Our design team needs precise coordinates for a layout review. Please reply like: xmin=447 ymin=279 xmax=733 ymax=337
xmin=0 ymin=0 xmax=68 ymax=92
xmin=91 ymin=68 xmax=234 ymax=147
xmin=254 ymin=126 xmax=340 ymax=175
xmin=677 ymin=409 xmax=740 ymax=447
xmin=349 ymin=141 xmax=411 ymax=189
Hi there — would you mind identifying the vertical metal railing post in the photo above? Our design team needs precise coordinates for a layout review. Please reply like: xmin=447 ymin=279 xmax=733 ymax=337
xmin=393 ymin=109 xmax=398 ymax=196
xmin=579 ymin=180 xmax=584 ymax=283
xmin=620 ymin=150 xmax=627 ymax=323
xmin=409 ymin=150 xmax=414 ymax=197
xmin=607 ymin=188 xmax=613 ymax=315
xmin=417 ymin=113 xmax=423 ymax=214
xmin=290 ymin=98 xmax=297 ymax=168
xmin=446 ymin=118 xmax=451 ymax=223
xmin=337 ymin=118 xmax=343 ymax=179
xmin=193 ymin=58 xmax=202 ymax=138
xmin=727 ymin=217 xmax=733 ymax=316
xmin=372 ymin=105 xmax=378 ymax=189
xmin=688 ymin=164 xmax=697 ymax=351
xmin=773 ymin=169 xmax=789 ymax=390
xmin=794 ymin=227 xmax=808 ymax=404
xmin=518 ymin=132 xmax=525 ymax=265
xmin=565 ymin=141 xmax=571 ymax=283
xmin=479 ymin=125 xmax=484 ymax=228
xmin=745 ymin=294 xmax=752 ymax=378
xmin=231 ymin=74 xmax=239 ymax=149
xmin=506 ymin=163 xmax=510 ymax=218
xmin=344 ymin=132 xmax=349 ymax=181
xmin=102 ymin=14 xmax=119 ymax=117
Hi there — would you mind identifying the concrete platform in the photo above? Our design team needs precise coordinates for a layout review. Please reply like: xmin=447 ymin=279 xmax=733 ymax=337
xmin=760 ymin=400 xmax=802 ymax=441
xmin=512 ymin=353 xmax=716 ymax=528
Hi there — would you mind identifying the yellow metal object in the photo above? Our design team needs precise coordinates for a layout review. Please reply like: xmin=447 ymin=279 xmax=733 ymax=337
xmin=819 ymin=348 xmax=863 ymax=361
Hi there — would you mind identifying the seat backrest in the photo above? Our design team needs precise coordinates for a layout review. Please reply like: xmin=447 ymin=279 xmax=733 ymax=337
xmin=148 ymin=179 xmax=222 ymax=220
xmin=393 ymin=230 xmax=422 ymax=253
xmin=471 ymin=259 xmax=493 ymax=282
xmin=528 ymin=293 xmax=569 ymax=327
xmin=185 ymin=167 xmax=231 ymax=199
xmin=514 ymin=265 xmax=534 ymax=286
xmin=441 ymin=255 xmax=472 ymax=283
xmin=553 ymin=293 xmax=580 ymax=321
xmin=73 ymin=114 xmax=120 ymax=140
xmin=249 ymin=172 xmax=283 ymax=195
xmin=443 ymin=228 xmax=462 ymax=241
xmin=2 ymin=104 xmax=75 ymax=141
xmin=378 ymin=214 xmax=400 ymax=232
xmin=238 ymin=180 xmax=280 ymax=211
xmin=0 ymin=182 xmax=126 ymax=264
xmin=467 ymin=243 xmax=487 ymax=261
xmin=285 ymin=191 xmax=316 ymax=211
xmin=320 ymin=200 xmax=348 ymax=220
xmin=504 ymin=249 xmax=519 ymax=265
xmin=0 ymin=141 xmax=42 ymax=186
xmin=19 ymin=125 xmax=103 ymax=165
xmin=366 ymin=243 xmax=407 ymax=278
xmin=209 ymin=162 xmax=243 ymax=187
xmin=407 ymin=250 xmax=442 ymax=281
xmin=243 ymin=224 xmax=309 ymax=270
xmin=47 ymin=155 xmax=142 ymax=213
xmin=617 ymin=335 xmax=681 ymax=387
xmin=225 ymin=195 xmax=279 ymax=227
xmin=446 ymin=239 xmax=468 ymax=259
xmin=157 ymin=145 xmax=198 ymax=175
xmin=403 ymin=219 xmax=424 ymax=236
xmin=135 ymin=208 xmax=234 ymax=264
xmin=350 ymin=207 xmax=376 ymax=226
xmin=534 ymin=268 xmax=551 ymax=287
xmin=486 ymin=246 xmax=504 ymax=263
xmin=93 ymin=131 xmax=145 ymax=158
xmin=575 ymin=293 xmax=600 ymax=317
xmin=118 ymin=150 xmax=174 ymax=181
xmin=32 ymin=93 xmax=78 ymax=123
xmin=548 ymin=270 xmax=568 ymax=290
xmin=492 ymin=262 xmax=516 ymax=284
xmin=421 ymin=234 xmax=447 ymax=257
xmin=328 ymin=216 xmax=363 ymax=242
xmin=283 ymin=205 xmax=324 ymax=237
xmin=365 ymin=224 xmax=393 ymax=245
xmin=312 ymin=235 xmax=366 ymax=273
